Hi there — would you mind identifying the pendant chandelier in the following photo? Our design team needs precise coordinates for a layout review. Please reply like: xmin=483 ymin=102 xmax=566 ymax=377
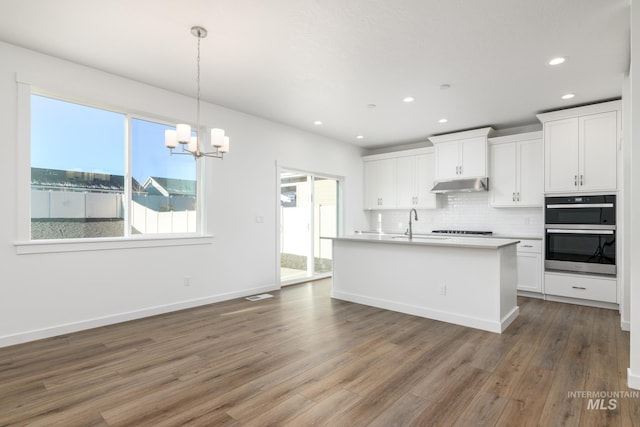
xmin=164 ymin=26 xmax=229 ymax=159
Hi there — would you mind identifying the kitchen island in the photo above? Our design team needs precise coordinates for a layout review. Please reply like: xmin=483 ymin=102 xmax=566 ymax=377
xmin=331 ymin=234 xmax=520 ymax=333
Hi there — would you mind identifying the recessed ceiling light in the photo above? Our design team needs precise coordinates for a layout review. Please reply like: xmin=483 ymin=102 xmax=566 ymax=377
xmin=549 ymin=57 xmax=566 ymax=66
xmin=313 ymin=120 xmax=323 ymax=125
xmin=356 ymin=135 xmax=364 ymax=139
xmin=439 ymin=118 xmax=448 ymax=124
xmin=562 ymin=93 xmax=575 ymax=100
xmin=403 ymin=97 xmax=415 ymax=103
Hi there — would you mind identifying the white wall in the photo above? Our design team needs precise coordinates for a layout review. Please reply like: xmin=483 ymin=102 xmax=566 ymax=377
xmin=629 ymin=0 xmax=640 ymax=390
xmin=0 ymin=41 xmax=367 ymax=346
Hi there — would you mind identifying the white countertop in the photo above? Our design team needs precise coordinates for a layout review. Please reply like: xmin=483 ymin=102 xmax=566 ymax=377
xmin=353 ymin=230 xmax=541 ymax=240
xmin=332 ymin=234 xmax=520 ymax=249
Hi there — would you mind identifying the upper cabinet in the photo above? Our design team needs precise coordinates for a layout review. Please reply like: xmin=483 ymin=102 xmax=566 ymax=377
xmin=396 ymin=152 xmax=437 ymax=209
xmin=363 ymin=148 xmax=437 ymax=210
xmin=429 ymin=127 xmax=493 ymax=181
xmin=363 ymin=157 xmax=396 ymax=209
xmin=537 ymin=101 xmax=620 ymax=194
xmin=489 ymin=132 xmax=543 ymax=207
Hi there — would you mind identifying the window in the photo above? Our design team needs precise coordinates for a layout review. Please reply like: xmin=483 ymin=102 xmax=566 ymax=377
xmin=131 ymin=118 xmax=197 ymax=235
xmin=29 ymin=94 xmax=200 ymax=241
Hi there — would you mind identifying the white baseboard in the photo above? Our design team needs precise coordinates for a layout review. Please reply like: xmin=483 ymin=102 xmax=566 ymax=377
xmin=331 ymin=290 xmax=511 ymax=334
xmin=544 ymin=294 xmax=619 ymax=310
xmin=621 ymin=320 xmax=631 ymax=331
xmin=517 ymin=290 xmax=545 ymax=300
xmin=628 ymin=368 xmax=640 ymax=390
xmin=0 ymin=284 xmax=279 ymax=348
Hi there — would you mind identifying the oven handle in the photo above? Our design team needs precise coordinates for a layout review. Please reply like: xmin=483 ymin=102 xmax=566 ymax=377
xmin=545 ymin=224 xmax=616 ymax=230
xmin=546 ymin=229 xmax=615 ymax=235
xmin=546 ymin=203 xmax=614 ymax=209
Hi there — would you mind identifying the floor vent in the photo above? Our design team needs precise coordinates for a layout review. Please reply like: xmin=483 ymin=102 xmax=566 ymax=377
xmin=245 ymin=293 xmax=274 ymax=302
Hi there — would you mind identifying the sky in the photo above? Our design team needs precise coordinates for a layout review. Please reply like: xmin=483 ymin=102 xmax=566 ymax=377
xmin=30 ymin=94 xmax=196 ymax=183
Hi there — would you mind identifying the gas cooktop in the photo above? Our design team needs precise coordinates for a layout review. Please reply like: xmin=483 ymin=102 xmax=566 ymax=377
xmin=431 ymin=230 xmax=493 ymax=236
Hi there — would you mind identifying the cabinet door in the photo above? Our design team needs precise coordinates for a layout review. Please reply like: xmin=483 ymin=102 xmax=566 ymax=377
xmin=363 ymin=161 xmax=379 ymax=210
xmin=415 ymin=153 xmax=437 ymax=209
xmin=544 ymin=118 xmax=580 ymax=193
xmin=517 ymin=252 xmax=542 ymax=293
xmin=377 ymin=158 xmax=396 ymax=208
xmin=489 ymin=143 xmax=517 ymax=207
xmin=435 ymin=141 xmax=460 ymax=180
xmin=459 ymin=136 xmax=487 ymax=177
xmin=364 ymin=159 xmax=396 ymax=209
xmin=579 ymin=111 xmax=617 ymax=192
xmin=395 ymin=156 xmax=417 ymax=208
xmin=517 ymin=138 xmax=543 ymax=207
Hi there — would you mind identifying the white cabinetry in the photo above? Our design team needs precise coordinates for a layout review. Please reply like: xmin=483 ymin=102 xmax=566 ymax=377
xmin=537 ymin=101 xmax=620 ymax=193
xmin=516 ymin=240 xmax=542 ymax=294
xmin=429 ymin=127 xmax=493 ymax=181
xmin=545 ymin=272 xmax=617 ymax=304
xmin=396 ymin=153 xmax=437 ymax=209
xmin=364 ymin=158 xmax=396 ymax=209
xmin=363 ymin=148 xmax=436 ymax=210
xmin=489 ymin=132 xmax=543 ymax=207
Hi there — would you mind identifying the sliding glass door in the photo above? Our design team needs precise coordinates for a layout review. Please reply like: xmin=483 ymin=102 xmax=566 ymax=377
xmin=279 ymin=170 xmax=338 ymax=285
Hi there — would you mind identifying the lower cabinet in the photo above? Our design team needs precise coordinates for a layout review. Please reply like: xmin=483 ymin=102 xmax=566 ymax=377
xmin=544 ymin=271 xmax=617 ymax=303
xmin=516 ymin=240 xmax=542 ymax=293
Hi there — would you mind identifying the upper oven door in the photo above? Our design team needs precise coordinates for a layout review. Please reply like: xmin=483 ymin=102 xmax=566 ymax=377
xmin=545 ymin=227 xmax=616 ymax=275
xmin=545 ymin=195 xmax=616 ymax=226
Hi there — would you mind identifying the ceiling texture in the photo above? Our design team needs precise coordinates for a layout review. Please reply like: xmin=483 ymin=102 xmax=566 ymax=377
xmin=0 ymin=0 xmax=630 ymax=148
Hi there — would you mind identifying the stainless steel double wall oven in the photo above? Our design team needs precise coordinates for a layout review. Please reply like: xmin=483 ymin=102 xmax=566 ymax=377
xmin=544 ymin=195 xmax=616 ymax=276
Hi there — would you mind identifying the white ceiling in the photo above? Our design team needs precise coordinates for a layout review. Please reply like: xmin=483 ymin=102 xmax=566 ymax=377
xmin=0 ymin=0 xmax=630 ymax=148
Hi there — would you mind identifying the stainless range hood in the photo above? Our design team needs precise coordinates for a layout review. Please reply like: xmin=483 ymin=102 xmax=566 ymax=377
xmin=430 ymin=177 xmax=489 ymax=193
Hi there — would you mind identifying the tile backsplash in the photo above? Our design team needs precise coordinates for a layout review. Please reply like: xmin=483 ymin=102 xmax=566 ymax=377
xmin=365 ymin=192 xmax=543 ymax=237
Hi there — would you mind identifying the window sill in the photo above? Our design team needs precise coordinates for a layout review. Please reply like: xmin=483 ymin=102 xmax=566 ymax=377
xmin=14 ymin=234 xmax=214 ymax=255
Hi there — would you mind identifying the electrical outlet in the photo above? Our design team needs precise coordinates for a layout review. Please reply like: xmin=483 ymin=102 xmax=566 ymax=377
xmin=439 ymin=285 xmax=446 ymax=296
xmin=184 ymin=276 xmax=191 ymax=287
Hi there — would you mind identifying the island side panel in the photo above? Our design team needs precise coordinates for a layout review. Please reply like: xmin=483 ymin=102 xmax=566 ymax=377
xmin=331 ymin=239 xmax=518 ymax=333
xmin=498 ymin=244 xmax=519 ymax=332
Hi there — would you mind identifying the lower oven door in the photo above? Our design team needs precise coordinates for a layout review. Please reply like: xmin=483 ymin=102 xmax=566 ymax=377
xmin=545 ymin=228 xmax=616 ymax=275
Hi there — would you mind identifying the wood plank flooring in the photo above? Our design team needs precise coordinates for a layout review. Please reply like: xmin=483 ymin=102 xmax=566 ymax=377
xmin=1 ymin=279 xmax=639 ymax=426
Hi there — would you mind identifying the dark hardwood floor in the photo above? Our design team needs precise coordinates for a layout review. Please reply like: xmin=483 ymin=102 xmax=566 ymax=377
xmin=1 ymin=278 xmax=638 ymax=426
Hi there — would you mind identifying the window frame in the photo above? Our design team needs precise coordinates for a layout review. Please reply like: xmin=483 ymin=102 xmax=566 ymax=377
xmin=15 ymin=81 xmax=213 ymax=255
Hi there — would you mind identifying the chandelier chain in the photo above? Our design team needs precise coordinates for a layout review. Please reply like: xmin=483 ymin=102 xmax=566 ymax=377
xmin=196 ymin=33 xmax=201 ymax=154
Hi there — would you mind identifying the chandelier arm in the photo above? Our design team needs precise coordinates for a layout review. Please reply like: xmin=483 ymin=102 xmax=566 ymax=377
xmin=168 ymin=148 xmax=196 ymax=157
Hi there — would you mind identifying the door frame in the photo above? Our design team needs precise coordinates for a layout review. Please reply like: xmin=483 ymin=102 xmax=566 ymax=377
xmin=275 ymin=162 xmax=344 ymax=286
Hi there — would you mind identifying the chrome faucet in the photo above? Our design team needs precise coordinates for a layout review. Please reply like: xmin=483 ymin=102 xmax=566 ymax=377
xmin=408 ymin=208 xmax=418 ymax=240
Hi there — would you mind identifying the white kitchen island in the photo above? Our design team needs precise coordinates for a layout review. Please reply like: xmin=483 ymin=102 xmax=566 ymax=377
xmin=331 ymin=234 xmax=520 ymax=333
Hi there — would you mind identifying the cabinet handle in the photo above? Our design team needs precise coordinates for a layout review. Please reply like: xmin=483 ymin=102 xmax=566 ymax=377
xmin=459 ymin=165 xmax=462 ymax=175
xmin=574 ymin=175 xmax=578 ymax=186
xmin=517 ymin=192 xmax=520 ymax=201
xmin=512 ymin=192 xmax=516 ymax=202
xmin=522 ymin=245 xmax=533 ymax=248
xmin=572 ymin=286 xmax=587 ymax=290
xmin=580 ymin=175 xmax=584 ymax=186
